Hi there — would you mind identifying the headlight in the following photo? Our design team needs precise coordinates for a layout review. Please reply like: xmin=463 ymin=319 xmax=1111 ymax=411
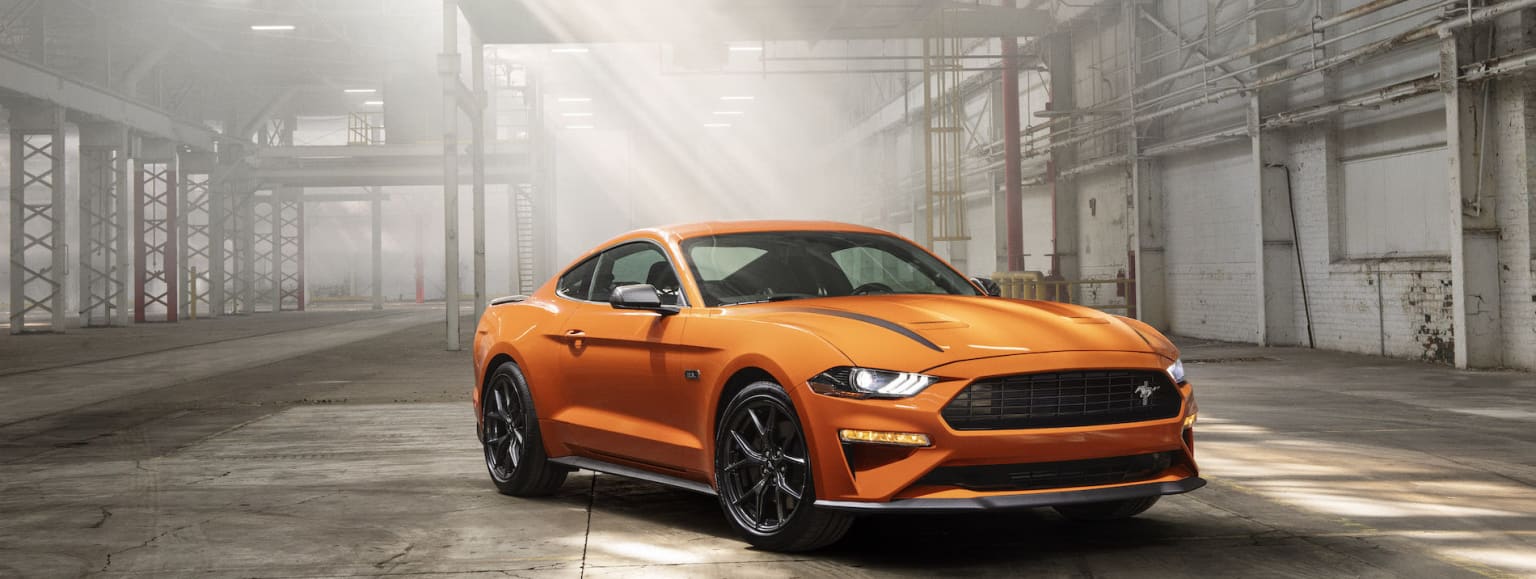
xmin=808 ymin=366 xmax=936 ymax=399
xmin=1167 ymin=358 xmax=1187 ymax=385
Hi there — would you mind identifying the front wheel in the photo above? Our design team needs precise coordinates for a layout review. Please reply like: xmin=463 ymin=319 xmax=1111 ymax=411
xmin=715 ymin=381 xmax=852 ymax=551
xmin=1053 ymin=495 xmax=1161 ymax=521
xmin=481 ymin=361 xmax=568 ymax=496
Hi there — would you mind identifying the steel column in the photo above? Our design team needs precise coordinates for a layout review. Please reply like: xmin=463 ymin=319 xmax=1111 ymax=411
xmin=1001 ymin=1 xmax=1023 ymax=271
xmin=472 ymin=33 xmax=488 ymax=322
xmin=134 ymin=141 xmax=177 ymax=323
xmin=277 ymin=190 xmax=305 ymax=311
xmin=7 ymin=102 xmax=67 ymax=333
xmin=180 ymin=152 xmax=214 ymax=318
xmin=254 ymin=194 xmax=277 ymax=313
xmin=442 ymin=0 xmax=463 ymax=350
xmin=77 ymin=123 xmax=129 ymax=327
xmin=1442 ymin=29 xmax=1503 ymax=368
xmin=371 ymin=186 xmax=384 ymax=311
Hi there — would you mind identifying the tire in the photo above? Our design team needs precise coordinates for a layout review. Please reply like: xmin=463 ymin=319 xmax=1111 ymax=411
xmin=714 ymin=381 xmax=852 ymax=552
xmin=481 ymin=361 xmax=569 ymax=496
xmin=1053 ymin=495 xmax=1161 ymax=522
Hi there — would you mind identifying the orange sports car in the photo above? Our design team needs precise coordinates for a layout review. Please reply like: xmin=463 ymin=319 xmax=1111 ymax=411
xmin=472 ymin=220 xmax=1202 ymax=551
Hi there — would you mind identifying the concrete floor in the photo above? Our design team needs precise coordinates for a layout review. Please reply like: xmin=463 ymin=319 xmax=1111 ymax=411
xmin=1 ymin=306 xmax=1532 ymax=578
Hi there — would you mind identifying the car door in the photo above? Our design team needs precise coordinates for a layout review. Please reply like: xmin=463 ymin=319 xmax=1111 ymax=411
xmin=552 ymin=241 xmax=700 ymax=471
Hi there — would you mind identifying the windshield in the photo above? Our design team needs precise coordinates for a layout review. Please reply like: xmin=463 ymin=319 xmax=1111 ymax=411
xmin=681 ymin=231 xmax=980 ymax=306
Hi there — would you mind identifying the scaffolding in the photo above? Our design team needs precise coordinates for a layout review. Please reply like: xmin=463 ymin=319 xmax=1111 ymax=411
xmin=922 ymin=10 xmax=970 ymax=247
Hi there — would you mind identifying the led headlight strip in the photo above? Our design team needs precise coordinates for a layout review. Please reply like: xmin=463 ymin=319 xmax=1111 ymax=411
xmin=808 ymin=366 xmax=937 ymax=399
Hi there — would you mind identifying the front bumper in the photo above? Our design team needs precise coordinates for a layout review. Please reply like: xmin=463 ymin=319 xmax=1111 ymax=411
xmin=816 ymin=476 xmax=1206 ymax=513
xmin=794 ymin=350 xmax=1200 ymax=505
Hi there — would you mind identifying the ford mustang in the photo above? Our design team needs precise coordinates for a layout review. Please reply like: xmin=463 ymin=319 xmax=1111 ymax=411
xmin=472 ymin=220 xmax=1202 ymax=551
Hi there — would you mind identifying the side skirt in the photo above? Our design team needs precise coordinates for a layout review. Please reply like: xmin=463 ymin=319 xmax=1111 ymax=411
xmin=550 ymin=456 xmax=717 ymax=496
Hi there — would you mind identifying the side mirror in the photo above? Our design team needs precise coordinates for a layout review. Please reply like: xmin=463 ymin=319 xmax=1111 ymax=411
xmin=610 ymin=284 xmax=680 ymax=315
xmin=971 ymin=277 xmax=1002 ymax=297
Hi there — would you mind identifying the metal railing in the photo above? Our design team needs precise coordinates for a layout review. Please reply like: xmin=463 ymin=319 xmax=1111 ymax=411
xmin=992 ymin=271 xmax=1137 ymax=318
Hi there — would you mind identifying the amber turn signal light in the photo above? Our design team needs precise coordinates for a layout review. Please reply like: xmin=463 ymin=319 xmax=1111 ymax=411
xmin=838 ymin=429 xmax=931 ymax=447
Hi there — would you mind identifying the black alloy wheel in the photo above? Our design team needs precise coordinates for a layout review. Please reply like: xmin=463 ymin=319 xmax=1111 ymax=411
xmin=715 ymin=382 xmax=851 ymax=551
xmin=482 ymin=374 xmax=528 ymax=479
xmin=481 ymin=361 xmax=568 ymax=496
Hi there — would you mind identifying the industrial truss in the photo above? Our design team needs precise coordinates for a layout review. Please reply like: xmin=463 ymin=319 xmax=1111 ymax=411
xmin=181 ymin=171 xmax=213 ymax=317
xmin=922 ymin=15 xmax=971 ymax=245
xmin=7 ymin=106 xmax=67 ymax=333
xmin=253 ymin=198 xmax=277 ymax=312
xmin=276 ymin=193 xmax=305 ymax=311
xmin=78 ymin=143 xmax=126 ymax=327
xmin=134 ymin=160 xmax=177 ymax=322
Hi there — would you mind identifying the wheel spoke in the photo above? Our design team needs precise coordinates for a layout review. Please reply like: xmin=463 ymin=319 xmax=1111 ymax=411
xmin=485 ymin=432 xmax=510 ymax=446
xmin=774 ymin=472 xmax=803 ymax=500
xmin=780 ymin=453 xmax=806 ymax=466
xmin=762 ymin=405 xmax=779 ymax=444
xmin=773 ymin=484 xmax=786 ymax=523
xmin=722 ymin=458 xmax=752 ymax=473
xmin=754 ymin=476 xmax=768 ymax=523
xmin=733 ymin=476 xmax=767 ymax=506
xmin=730 ymin=431 xmax=766 ymax=463
xmin=745 ymin=407 xmax=769 ymax=438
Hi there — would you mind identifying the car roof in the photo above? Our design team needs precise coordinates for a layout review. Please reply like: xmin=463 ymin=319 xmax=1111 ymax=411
xmin=646 ymin=220 xmax=892 ymax=243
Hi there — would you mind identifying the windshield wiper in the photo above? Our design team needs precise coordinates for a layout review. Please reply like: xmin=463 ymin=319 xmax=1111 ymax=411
xmin=724 ymin=294 xmax=817 ymax=306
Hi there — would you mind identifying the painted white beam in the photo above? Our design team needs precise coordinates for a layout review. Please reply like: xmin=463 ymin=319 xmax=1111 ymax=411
xmin=0 ymin=52 xmax=220 ymax=151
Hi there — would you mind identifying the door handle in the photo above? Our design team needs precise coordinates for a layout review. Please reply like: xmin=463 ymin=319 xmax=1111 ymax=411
xmin=565 ymin=329 xmax=586 ymax=337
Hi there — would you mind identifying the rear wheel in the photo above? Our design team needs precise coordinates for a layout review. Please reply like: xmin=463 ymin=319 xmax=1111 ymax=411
xmin=1053 ymin=495 xmax=1161 ymax=521
xmin=715 ymin=381 xmax=852 ymax=551
xmin=482 ymin=361 xmax=568 ymax=496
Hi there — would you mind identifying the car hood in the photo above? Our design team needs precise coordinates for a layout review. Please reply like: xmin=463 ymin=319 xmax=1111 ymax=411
xmin=733 ymin=295 xmax=1160 ymax=373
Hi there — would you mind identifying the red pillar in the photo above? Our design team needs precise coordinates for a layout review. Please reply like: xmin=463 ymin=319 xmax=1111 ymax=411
xmin=134 ymin=161 xmax=177 ymax=322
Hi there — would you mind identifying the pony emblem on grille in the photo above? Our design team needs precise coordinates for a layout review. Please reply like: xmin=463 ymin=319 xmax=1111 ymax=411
xmin=1134 ymin=381 xmax=1159 ymax=406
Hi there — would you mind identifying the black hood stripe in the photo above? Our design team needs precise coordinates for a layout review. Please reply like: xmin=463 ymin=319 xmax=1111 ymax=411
xmin=772 ymin=307 xmax=944 ymax=352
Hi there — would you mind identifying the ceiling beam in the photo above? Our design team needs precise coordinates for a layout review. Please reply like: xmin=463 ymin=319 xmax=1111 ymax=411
xmin=0 ymin=50 xmax=221 ymax=150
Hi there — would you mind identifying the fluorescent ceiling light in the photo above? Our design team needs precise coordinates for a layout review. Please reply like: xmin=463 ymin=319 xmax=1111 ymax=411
xmin=729 ymin=45 xmax=764 ymax=52
xmin=363 ymin=100 xmax=383 ymax=105
xmin=562 ymin=112 xmax=593 ymax=117
xmin=713 ymin=111 xmax=744 ymax=116
xmin=565 ymin=124 xmax=594 ymax=129
xmin=250 ymin=25 xmax=296 ymax=31
xmin=551 ymin=47 xmax=590 ymax=54
xmin=557 ymin=97 xmax=592 ymax=103
xmin=720 ymin=96 xmax=755 ymax=101
xmin=703 ymin=123 xmax=732 ymax=128
xmin=344 ymin=88 xmax=377 ymax=94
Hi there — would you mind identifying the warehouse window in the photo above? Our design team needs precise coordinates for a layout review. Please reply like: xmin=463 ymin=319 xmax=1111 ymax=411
xmin=1340 ymin=147 xmax=1450 ymax=259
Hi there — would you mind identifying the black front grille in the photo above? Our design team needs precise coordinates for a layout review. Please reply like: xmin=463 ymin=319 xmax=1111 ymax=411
xmin=942 ymin=370 xmax=1181 ymax=430
xmin=917 ymin=452 xmax=1174 ymax=492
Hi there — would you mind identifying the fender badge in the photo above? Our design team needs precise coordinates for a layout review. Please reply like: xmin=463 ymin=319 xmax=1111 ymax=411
xmin=684 ymin=370 xmax=701 ymax=381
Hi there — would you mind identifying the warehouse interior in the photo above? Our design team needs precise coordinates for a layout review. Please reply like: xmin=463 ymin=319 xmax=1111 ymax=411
xmin=0 ymin=0 xmax=1532 ymax=576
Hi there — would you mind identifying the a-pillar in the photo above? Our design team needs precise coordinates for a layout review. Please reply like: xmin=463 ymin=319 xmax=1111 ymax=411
xmin=1248 ymin=0 xmax=1301 ymax=347
xmin=7 ymin=101 xmax=68 ymax=333
xmin=77 ymin=123 xmax=132 ymax=328
xmin=179 ymin=151 xmax=215 ymax=319
xmin=1442 ymin=23 xmax=1502 ymax=368
xmin=276 ymin=188 xmax=305 ymax=311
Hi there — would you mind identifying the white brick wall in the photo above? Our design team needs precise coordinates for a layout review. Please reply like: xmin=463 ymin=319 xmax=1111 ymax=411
xmin=1160 ymin=143 xmax=1261 ymax=343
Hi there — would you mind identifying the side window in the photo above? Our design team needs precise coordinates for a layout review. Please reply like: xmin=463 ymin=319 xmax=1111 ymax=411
xmin=589 ymin=243 xmax=683 ymax=306
xmin=556 ymin=256 xmax=599 ymax=301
